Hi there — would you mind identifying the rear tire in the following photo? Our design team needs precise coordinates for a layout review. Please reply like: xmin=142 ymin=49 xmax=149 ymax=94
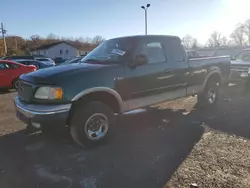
xmin=70 ymin=101 xmax=115 ymax=147
xmin=198 ymin=78 xmax=220 ymax=108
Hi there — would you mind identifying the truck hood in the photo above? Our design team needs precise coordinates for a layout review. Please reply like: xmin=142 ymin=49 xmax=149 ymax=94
xmin=231 ymin=60 xmax=250 ymax=66
xmin=20 ymin=62 xmax=121 ymax=84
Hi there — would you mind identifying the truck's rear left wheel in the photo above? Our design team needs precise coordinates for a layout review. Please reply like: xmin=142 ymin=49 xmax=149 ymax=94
xmin=70 ymin=101 xmax=115 ymax=147
xmin=198 ymin=79 xmax=220 ymax=107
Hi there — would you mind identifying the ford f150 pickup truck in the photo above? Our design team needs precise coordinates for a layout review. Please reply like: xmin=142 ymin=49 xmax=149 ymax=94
xmin=15 ymin=35 xmax=230 ymax=147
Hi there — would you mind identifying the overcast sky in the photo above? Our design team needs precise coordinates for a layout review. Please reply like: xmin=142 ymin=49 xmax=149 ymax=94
xmin=1 ymin=0 xmax=250 ymax=44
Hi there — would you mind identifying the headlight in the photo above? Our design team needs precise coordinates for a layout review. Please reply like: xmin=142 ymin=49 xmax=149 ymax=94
xmin=34 ymin=87 xmax=63 ymax=100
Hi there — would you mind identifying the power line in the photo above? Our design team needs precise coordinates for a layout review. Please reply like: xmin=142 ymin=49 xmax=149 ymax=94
xmin=0 ymin=23 xmax=7 ymax=55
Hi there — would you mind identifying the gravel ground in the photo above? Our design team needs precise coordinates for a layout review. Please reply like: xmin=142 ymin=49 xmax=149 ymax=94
xmin=0 ymin=84 xmax=249 ymax=188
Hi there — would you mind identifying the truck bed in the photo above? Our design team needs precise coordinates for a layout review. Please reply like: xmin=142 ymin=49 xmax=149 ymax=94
xmin=189 ymin=56 xmax=231 ymax=83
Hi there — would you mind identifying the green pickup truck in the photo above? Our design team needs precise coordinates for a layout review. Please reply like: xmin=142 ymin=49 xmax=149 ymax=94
xmin=15 ymin=35 xmax=230 ymax=147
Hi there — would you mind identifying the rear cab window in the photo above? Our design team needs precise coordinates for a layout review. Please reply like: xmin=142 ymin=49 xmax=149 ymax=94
xmin=136 ymin=39 xmax=166 ymax=64
xmin=163 ymin=37 xmax=186 ymax=62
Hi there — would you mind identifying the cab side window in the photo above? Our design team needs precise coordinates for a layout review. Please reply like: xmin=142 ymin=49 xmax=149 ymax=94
xmin=165 ymin=38 xmax=186 ymax=62
xmin=138 ymin=42 xmax=166 ymax=64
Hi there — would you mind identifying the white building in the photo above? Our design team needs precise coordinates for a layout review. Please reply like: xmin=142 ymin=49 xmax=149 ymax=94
xmin=31 ymin=41 xmax=91 ymax=60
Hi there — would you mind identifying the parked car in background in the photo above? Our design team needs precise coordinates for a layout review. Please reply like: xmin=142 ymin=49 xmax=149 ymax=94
xmin=53 ymin=57 xmax=66 ymax=65
xmin=187 ymin=50 xmax=200 ymax=59
xmin=0 ymin=60 xmax=36 ymax=89
xmin=14 ymin=59 xmax=54 ymax=69
xmin=15 ymin=35 xmax=230 ymax=147
xmin=186 ymin=50 xmax=209 ymax=59
xmin=58 ymin=57 xmax=82 ymax=66
xmin=35 ymin=57 xmax=55 ymax=66
xmin=230 ymin=48 xmax=250 ymax=82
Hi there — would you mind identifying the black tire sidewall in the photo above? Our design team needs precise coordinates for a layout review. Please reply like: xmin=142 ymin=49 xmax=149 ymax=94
xmin=70 ymin=102 xmax=115 ymax=147
xmin=13 ymin=79 xmax=19 ymax=90
xmin=198 ymin=80 xmax=219 ymax=107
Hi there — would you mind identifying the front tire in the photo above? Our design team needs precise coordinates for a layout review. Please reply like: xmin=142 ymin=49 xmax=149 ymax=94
xmin=13 ymin=79 xmax=19 ymax=90
xmin=198 ymin=79 xmax=220 ymax=108
xmin=70 ymin=102 xmax=115 ymax=147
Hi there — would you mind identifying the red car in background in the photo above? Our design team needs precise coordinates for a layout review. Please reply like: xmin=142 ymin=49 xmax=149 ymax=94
xmin=0 ymin=60 xmax=36 ymax=89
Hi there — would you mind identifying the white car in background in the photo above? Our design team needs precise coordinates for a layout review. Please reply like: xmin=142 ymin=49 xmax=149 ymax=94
xmin=35 ymin=57 xmax=55 ymax=66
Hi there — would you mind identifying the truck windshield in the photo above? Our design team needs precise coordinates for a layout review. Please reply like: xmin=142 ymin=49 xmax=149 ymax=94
xmin=81 ymin=38 xmax=137 ymax=63
xmin=235 ymin=50 xmax=250 ymax=61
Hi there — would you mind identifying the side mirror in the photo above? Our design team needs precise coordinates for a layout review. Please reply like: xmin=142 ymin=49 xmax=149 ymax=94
xmin=130 ymin=54 xmax=148 ymax=67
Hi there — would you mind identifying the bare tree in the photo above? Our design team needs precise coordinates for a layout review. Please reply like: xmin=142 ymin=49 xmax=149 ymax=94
xmin=221 ymin=35 xmax=228 ymax=46
xmin=47 ymin=33 xmax=59 ymax=40
xmin=207 ymin=31 xmax=222 ymax=47
xmin=230 ymin=24 xmax=246 ymax=45
xmin=84 ymin=37 xmax=92 ymax=44
xmin=29 ymin=35 xmax=42 ymax=49
xmin=91 ymin=35 xmax=105 ymax=45
xmin=191 ymin=38 xmax=198 ymax=49
xmin=182 ymin=34 xmax=193 ymax=48
xmin=243 ymin=19 xmax=250 ymax=45
xmin=30 ymin=35 xmax=40 ymax=41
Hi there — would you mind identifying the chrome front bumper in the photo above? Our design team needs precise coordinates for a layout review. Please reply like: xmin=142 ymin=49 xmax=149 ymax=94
xmin=15 ymin=97 xmax=71 ymax=129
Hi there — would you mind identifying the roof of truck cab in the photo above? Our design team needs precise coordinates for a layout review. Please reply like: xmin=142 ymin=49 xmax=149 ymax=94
xmin=110 ymin=35 xmax=180 ymax=40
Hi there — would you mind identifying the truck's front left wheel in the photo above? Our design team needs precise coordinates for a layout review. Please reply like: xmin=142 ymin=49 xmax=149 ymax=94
xmin=70 ymin=102 xmax=115 ymax=147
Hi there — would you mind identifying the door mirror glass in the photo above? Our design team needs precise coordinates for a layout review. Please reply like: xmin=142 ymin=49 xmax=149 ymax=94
xmin=131 ymin=54 xmax=148 ymax=67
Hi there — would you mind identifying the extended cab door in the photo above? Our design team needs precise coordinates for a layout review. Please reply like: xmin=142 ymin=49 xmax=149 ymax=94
xmin=122 ymin=37 xmax=188 ymax=110
xmin=163 ymin=37 xmax=190 ymax=94
xmin=123 ymin=39 xmax=169 ymax=99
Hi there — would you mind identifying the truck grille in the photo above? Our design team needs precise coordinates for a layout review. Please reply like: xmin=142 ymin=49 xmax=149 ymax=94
xmin=18 ymin=81 xmax=34 ymax=103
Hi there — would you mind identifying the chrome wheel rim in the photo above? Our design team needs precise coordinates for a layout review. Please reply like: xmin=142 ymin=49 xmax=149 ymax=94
xmin=207 ymin=88 xmax=216 ymax=104
xmin=84 ymin=113 xmax=109 ymax=140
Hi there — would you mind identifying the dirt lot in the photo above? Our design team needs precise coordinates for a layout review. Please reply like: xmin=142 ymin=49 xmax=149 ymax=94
xmin=0 ymin=84 xmax=250 ymax=188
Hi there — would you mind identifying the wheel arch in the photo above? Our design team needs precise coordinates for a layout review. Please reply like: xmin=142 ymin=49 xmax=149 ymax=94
xmin=202 ymin=70 xmax=222 ymax=90
xmin=68 ymin=87 xmax=123 ymax=124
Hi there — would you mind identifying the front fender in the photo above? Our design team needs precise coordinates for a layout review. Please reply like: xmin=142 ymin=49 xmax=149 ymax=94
xmin=71 ymin=87 xmax=125 ymax=111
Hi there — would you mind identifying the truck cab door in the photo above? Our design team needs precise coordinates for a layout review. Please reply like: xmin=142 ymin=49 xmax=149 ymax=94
xmin=122 ymin=38 xmax=187 ymax=110
xmin=122 ymin=40 xmax=168 ymax=100
xmin=163 ymin=38 xmax=190 ymax=95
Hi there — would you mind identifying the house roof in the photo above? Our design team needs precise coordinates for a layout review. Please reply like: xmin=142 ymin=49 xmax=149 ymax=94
xmin=31 ymin=42 xmax=66 ymax=51
xmin=31 ymin=41 xmax=93 ymax=51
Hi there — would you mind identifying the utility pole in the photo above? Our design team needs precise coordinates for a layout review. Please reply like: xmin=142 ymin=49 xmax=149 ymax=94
xmin=15 ymin=37 xmax=18 ymax=50
xmin=141 ymin=4 xmax=150 ymax=35
xmin=0 ymin=23 xmax=7 ymax=55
